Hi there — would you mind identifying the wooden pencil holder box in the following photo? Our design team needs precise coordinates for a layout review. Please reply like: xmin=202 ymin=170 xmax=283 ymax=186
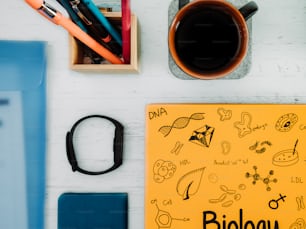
xmin=69 ymin=12 xmax=138 ymax=73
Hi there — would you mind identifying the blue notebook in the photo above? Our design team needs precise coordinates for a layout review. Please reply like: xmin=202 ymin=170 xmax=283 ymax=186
xmin=58 ymin=193 xmax=128 ymax=229
xmin=0 ymin=40 xmax=47 ymax=229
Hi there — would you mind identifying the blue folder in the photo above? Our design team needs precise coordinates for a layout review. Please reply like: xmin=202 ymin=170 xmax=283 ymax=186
xmin=0 ymin=40 xmax=47 ymax=229
xmin=58 ymin=193 xmax=128 ymax=229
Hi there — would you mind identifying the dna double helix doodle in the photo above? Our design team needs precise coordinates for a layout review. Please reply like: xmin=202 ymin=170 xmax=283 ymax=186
xmin=159 ymin=113 xmax=205 ymax=137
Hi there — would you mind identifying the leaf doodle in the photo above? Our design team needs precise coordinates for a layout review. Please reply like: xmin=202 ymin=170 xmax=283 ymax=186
xmin=159 ymin=113 xmax=205 ymax=137
xmin=176 ymin=167 xmax=206 ymax=200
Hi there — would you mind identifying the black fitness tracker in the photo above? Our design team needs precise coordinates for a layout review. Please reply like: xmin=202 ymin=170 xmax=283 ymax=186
xmin=66 ymin=115 xmax=124 ymax=175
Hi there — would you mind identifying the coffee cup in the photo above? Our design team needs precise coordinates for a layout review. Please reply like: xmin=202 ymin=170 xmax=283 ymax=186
xmin=168 ymin=0 xmax=258 ymax=79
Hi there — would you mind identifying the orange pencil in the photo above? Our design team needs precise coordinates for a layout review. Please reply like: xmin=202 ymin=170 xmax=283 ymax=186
xmin=25 ymin=0 xmax=123 ymax=64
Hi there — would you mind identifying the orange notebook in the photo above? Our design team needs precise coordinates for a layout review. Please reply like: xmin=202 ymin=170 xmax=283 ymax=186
xmin=145 ymin=104 xmax=306 ymax=229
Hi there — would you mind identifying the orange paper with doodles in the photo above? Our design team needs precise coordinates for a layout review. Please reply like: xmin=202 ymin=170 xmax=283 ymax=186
xmin=145 ymin=104 xmax=306 ymax=229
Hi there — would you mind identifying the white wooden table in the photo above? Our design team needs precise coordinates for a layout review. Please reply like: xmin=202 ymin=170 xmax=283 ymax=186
xmin=1 ymin=0 xmax=306 ymax=229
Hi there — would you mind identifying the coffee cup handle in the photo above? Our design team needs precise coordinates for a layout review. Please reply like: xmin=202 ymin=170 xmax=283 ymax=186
xmin=178 ymin=0 xmax=189 ymax=9
xmin=178 ymin=0 xmax=258 ymax=20
xmin=239 ymin=1 xmax=258 ymax=21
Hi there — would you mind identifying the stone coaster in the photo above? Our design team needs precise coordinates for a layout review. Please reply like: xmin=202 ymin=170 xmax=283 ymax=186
xmin=168 ymin=0 xmax=253 ymax=80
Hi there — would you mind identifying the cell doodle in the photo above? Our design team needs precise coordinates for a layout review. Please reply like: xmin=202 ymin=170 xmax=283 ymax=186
xmin=272 ymin=139 xmax=299 ymax=167
xmin=208 ymin=173 xmax=219 ymax=183
xmin=159 ymin=113 xmax=205 ymax=137
xmin=289 ymin=218 xmax=306 ymax=229
xmin=296 ymin=196 xmax=305 ymax=211
xmin=275 ymin=113 xmax=298 ymax=132
xmin=249 ymin=140 xmax=272 ymax=154
xmin=170 ymin=141 xmax=184 ymax=155
xmin=221 ymin=141 xmax=231 ymax=155
xmin=249 ymin=141 xmax=259 ymax=151
xmin=151 ymin=200 xmax=189 ymax=228
xmin=209 ymin=184 xmax=244 ymax=208
xmin=234 ymin=112 xmax=252 ymax=138
xmin=153 ymin=160 xmax=176 ymax=183
xmin=245 ymin=166 xmax=277 ymax=191
xmin=217 ymin=107 xmax=232 ymax=121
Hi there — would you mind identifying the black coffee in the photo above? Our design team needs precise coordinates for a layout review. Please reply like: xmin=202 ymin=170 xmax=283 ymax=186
xmin=175 ymin=6 xmax=240 ymax=73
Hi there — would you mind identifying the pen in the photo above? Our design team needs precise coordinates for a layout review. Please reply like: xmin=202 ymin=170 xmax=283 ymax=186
xmin=56 ymin=0 xmax=109 ymax=62
xmin=82 ymin=0 xmax=122 ymax=46
xmin=56 ymin=0 xmax=88 ymax=32
xmin=68 ymin=0 xmax=121 ymax=56
xmin=293 ymin=139 xmax=298 ymax=155
xmin=25 ymin=0 xmax=123 ymax=64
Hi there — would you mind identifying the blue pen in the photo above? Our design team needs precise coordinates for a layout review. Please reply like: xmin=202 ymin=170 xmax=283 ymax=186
xmin=81 ymin=0 xmax=122 ymax=46
xmin=56 ymin=0 xmax=88 ymax=32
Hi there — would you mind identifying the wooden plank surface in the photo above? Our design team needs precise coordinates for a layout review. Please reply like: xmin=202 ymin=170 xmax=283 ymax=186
xmin=1 ymin=0 xmax=306 ymax=229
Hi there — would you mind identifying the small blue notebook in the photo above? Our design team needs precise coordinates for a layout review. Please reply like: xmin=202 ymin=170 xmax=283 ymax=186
xmin=0 ymin=40 xmax=47 ymax=229
xmin=58 ymin=193 xmax=128 ymax=229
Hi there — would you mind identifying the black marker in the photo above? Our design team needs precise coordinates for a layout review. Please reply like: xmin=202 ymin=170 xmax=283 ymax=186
xmin=68 ymin=0 xmax=121 ymax=56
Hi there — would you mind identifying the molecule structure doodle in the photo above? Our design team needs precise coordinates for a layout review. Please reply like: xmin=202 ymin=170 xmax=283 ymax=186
xmin=245 ymin=166 xmax=277 ymax=191
xmin=159 ymin=113 xmax=205 ymax=137
xmin=151 ymin=200 xmax=189 ymax=229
